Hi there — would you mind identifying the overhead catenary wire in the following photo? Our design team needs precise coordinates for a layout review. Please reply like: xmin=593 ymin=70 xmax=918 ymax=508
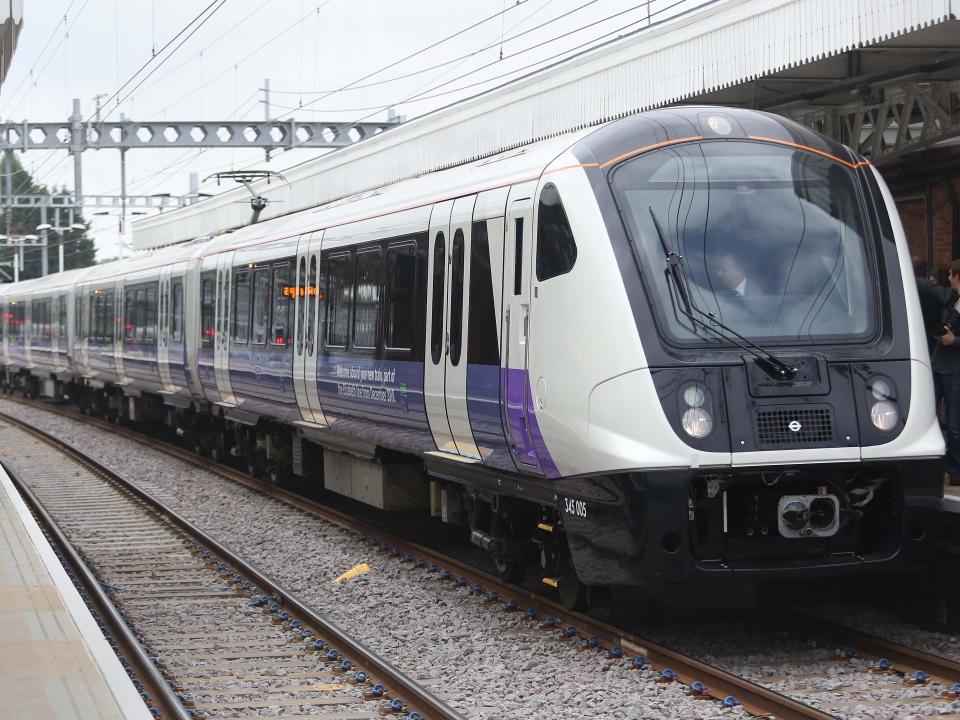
xmin=92 ymin=0 xmax=230 ymax=123
xmin=0 ymin=0 xmax=92 ymax=119
xmin=225 ymin=0 xmax=695 ymax=178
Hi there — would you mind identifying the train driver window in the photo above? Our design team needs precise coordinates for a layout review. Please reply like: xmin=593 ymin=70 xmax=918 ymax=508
xmin=201 ymin=275 xmax=215 ymax=347
xmin=353 ymin=249 xmax=381 ymax=351
xmin=270 ymin=263 xmax=292 ymax=347
xmin=171 ymin=281 xmax=184 ymax=342
xmin=251 ymin=269 xmax=270 ymax=345
xmin=536 ymin=183 xmax=577 ymax=282
xmin=385 ymin=243 xmax=416 ymax=351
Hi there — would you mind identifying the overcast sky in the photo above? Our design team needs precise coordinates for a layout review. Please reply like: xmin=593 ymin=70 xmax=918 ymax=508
xmin=0 ymin=0 xmax=688 ymax=259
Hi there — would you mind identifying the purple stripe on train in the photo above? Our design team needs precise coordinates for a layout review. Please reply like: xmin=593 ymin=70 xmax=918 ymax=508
xmin=500 ymin=366 xmax=561 ymax=479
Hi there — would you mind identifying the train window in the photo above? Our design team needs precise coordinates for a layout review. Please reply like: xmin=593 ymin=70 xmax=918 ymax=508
xmin=449 ymin=230 xmax=465 ymax=366
xmin=306 ymin=255 xmax=318 ymax=353
xmin=95 ymin=295 xmax=102 ymax=343
xmin=58 ymin=296 xmax=67 ymax=340
xmin=270 ymin=263 xmax=293 ymax=346
xmin=468 ymin=220 xmax=500 ymax=365
xmin=232 ymin=271 xmax=251 ymax=345
xmin=296 ymin=257 xmax=306 ymax=354
xmin=430 ymin=232 xmax=445 ymax=365
xmin=104 ymin=291 xmax=115 ymax=345
xmin=171 ymin=281 xmax=184 ymax=342
xmin=133 ymin=289 xmax=146 ymax=342
xmin=144 ymin=285 xmax=157 ymax=343
xmin=385 ymin=243 xmax=416 ymax=351
xmin=251 ymin=270 xmax=269 ymax=345
xmin=536 ymin=183 xmax=577 ymax=282
xmin=75 ymin=296 xmax=81 ymax=337
xmin=325 ymin=254 xmax=351 ymax=349
xmin=353 ymin=249 xmax=380 ymax=350
xmin=201 ymin=275 xmax=215 ymax=347
xmin=513 ymin=218 xmax=523 ymax=295
xmin=124 ymin=289 xmax=136 ymax=342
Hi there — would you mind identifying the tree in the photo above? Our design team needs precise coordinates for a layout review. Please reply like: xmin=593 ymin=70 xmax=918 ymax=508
xmin=0 ymin=152 xmax=96 ymax=281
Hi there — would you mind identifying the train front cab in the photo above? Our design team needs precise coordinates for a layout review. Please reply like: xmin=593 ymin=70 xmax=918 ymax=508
xmin=553 ymin=108 xmax=945 ymax=598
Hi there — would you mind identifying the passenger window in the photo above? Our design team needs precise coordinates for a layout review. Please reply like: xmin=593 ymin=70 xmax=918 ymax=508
xmin=134 ymin=289 xmax=147 ymax=342
xmin=325 ymin=254 xmax=351 ymax=349
xmin=536 ymin=183 xmax=577 ymax=282
xmin=144 ymin=285 xmax=157 ymax=342
xmin=104 ymin=292 xmax=115 ymax=345
xmin=270 ymin=263 xmax=293 ymax=346
xmin=296 ymin=257 xmax=306 ymax=353
xmin=232 ymin=271 xmax=251 ymax=344
xmin=469 ymin=220 xmax=500 ymax=365
xmin=353 ymin=249 xmax=381 ymax=350
xmin=201 ymin=275 xmax=215 ymax=347
xmin=385 ymin=243 xmax=416 ymax=351
xmin=513 ymin=218 xmax=523 ymax=295
xmin=58 ymin=296 xmax=67 ymax=340
xmin=251 ymin=270 xmax=270 ymax=345
xmin=449 ymin=230 xmax=465 ymax=366
xmin=75 ymin=296 xmax=81 ymax=336
xmin=430 ymin=232 xmax=445 ymax=365
xmin=124 ymin=290 xmax=136 ymax=342
xmin=306 ymin=255 xmax=319 ymax=353
xmin=171 ymin=281 xmax=183 ymax=342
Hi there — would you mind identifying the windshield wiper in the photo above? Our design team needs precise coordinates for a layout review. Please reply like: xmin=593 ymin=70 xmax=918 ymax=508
xmin=648 ymin=206 xmax=797 ymax=381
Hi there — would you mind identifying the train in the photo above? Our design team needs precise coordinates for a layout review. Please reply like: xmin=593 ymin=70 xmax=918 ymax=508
xmin=0 ymin=105 xmax=945 ymax=607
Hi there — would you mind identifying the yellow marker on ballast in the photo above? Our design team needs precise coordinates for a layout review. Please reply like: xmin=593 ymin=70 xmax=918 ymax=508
xmin=333 ymin=562 xmax=371 ymax=584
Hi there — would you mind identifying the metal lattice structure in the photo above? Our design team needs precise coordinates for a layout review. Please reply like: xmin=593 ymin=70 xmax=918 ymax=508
xmin=0 ymin=117 xmax=400 ymax=152
xmin=789 ymin=80 xmax=960 ymax=164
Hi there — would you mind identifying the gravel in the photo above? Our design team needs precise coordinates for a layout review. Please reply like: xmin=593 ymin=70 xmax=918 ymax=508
xmin=0 ymin=400 xmax=743 ymax=720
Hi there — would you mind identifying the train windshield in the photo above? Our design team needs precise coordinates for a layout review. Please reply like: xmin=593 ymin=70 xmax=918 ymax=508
xmin=610 ymin=141 xmax=876 ymax=345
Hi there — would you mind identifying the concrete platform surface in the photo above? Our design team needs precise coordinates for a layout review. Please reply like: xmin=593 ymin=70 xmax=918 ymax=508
xmin=0 ymin=462 xmax=151 ymax=720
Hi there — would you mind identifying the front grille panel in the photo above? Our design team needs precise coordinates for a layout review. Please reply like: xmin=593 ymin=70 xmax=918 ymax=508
xmin=755 ymin=407 xmax=833 ymax=446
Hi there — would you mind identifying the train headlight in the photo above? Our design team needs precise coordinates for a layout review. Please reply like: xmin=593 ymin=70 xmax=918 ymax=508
xmin=870 ymin=400 xmax=898 ymax=431
xmin=682 ymin=385 xmax=705 ymax=408
xmin=868 ymin=378 xmax=892 ymax=401
xmin=681 ymin=408 xmax=713 ymax=438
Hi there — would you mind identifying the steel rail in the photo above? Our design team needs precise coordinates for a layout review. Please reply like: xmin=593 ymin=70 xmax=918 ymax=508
xmin=3 ymin=462 xmax=191 ymax=720
xmin=0 ymin=397 xmax=838 ymax=720
xmin=789 ymin=611 xmax=960 ymax=685
xmin=0 ymin=409 xmax=464 ymax=720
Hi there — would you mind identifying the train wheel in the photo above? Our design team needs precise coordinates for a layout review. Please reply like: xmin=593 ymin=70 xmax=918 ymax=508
xmin=492 ymin=555 xmax=525 ymax=584
xmin=557 ymin=574 xmax=589 ymax=611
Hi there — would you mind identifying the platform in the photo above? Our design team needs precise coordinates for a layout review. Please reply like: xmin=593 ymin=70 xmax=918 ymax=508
xmin=0 ymin=463 xmax=151 ymax=719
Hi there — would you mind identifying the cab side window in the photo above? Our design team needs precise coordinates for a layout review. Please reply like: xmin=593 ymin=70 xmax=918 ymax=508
xmin=536 ymin=183 xmax=577 ymax=282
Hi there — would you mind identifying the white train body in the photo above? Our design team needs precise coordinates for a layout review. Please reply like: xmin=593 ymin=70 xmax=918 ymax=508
xmin=0 ymin=107 xmax=944 ymax=598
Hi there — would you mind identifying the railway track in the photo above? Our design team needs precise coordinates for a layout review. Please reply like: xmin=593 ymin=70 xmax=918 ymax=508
xmin=0 ymin=410 xmax=463 ymax=720
xmin=5 ymin=397 xmax=960 ymax=719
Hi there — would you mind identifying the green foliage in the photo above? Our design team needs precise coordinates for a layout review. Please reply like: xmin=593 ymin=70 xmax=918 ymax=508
xmin=0 ymin=152 xmax=96 ymax=281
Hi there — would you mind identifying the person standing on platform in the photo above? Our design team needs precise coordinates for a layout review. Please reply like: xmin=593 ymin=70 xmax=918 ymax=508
xmin=933 ymin=259 xmax=960 ymax=485
xmin=914 ymin=256 xmax=950 ymax=357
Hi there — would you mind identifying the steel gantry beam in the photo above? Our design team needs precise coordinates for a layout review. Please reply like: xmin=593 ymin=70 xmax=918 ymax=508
xmin=0 ymin=117 xmax=400 ymax=152
xmin=785 ymin=79 xmax=960 ymax=164
xmin=2 ymin=193 xmax=201 ymax=209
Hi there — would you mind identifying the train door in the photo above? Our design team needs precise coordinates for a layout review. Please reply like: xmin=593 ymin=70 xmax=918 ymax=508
xmin=293 ymin=232 xmax=328 ymax=425
xmin=501 ymin=184 xmax=543 ymax=474
xmin=113 ymin=278 xmax=128 ymax=385
xmin=424 ymin=200 xmax=456 ymax=453
xmin=213 ymin=252 xmax=238 ymax=404
xmin=442 ymin=197 xmax=481 ymax=458
xmin=157 ymin=267 xmax=176 ymax=392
